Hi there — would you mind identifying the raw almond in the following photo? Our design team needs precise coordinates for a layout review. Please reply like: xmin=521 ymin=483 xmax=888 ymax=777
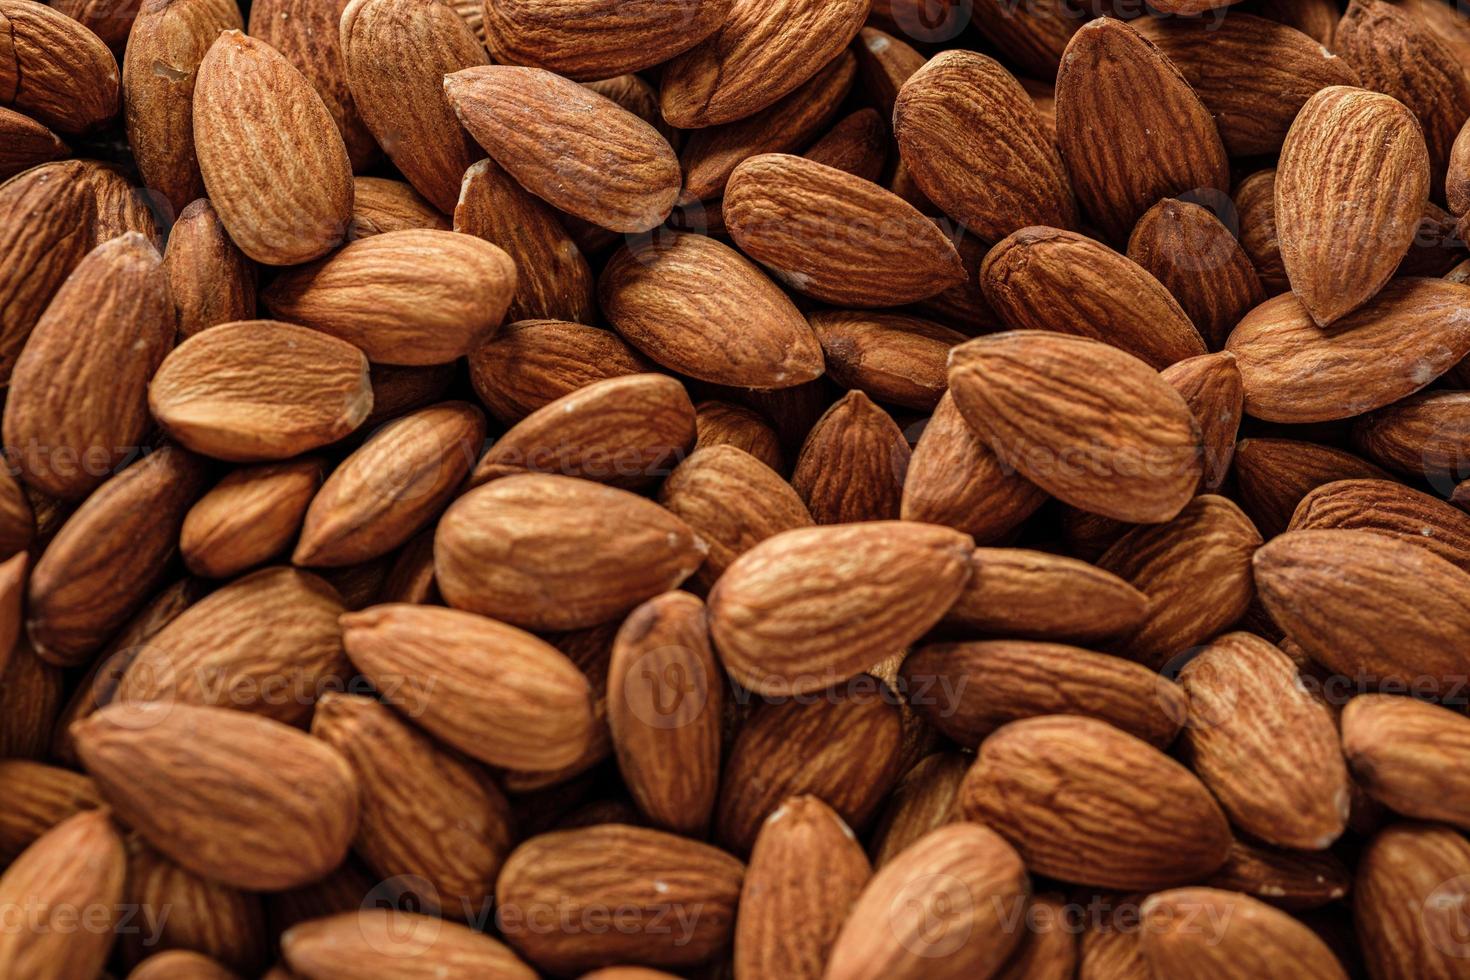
xmin=691 ymin=402 xmax=783 ymax=472
xmin=942 ymin=548 xmax=1149 ymax=643
xmin=0 ymin=106 xmax=66 ymax=180
xmin=803 ymin=106 xmax=885 ymax=182
xmin=467 ymin=319 xmax=648 ymax=425
xmin=1352 ymin=389 xmax=1470 ymax=481
xmin=853 ymin=26 xmax=924 ymax=115
xmin=181 ymin=458 xmax=323 ymax=578
xmin=1139 ymin=888 xmax=1348 ymax=980
xmin=348 ymin=176 xmax=447 ymax=239
xmin=128 ymin=951 xmax=242 ymax=980
xmin=1342 ymin=694 xmax=1470 ymax=830
xmin=0 ymin=758 xmax=102 ymax=865
xmin=162 ymin=198 xmax=257 ymax=338
xmin=869 ymin=752 xmax=967 ymax=869
xmin=282 ymin=910 xmax=535 ymax=980
xmin=1207 ymin=839 xmax=1351 ymax=911
xmin=1160 ymin=352 xmax=1244 ymax=493
xmin=1233 ymin=437 xmax=1392 ymax=537
xmin=791 ymin=390 xmax=909 ymax=524
xmin=969 ymin=0 xmax=1078 ymax=79
xmin=1234 ymin=168 xmax=1290 ymax=294
xmin=0 ymin=0 xmax=120 ymax=134
xmin=1354 ymin=822 xmax=1470 ymax=980
xmin=1290 ymin=478 xmax=1470 ymax=573
xmin=809 ymin=311 xmax=964 ymax=412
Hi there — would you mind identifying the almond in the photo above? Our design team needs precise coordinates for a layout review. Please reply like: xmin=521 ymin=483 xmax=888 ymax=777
xmin=467 ymin=319 xmax=648 ymax=425
xmin=969 ymin=0 xmax=1078 ymax=80
xmin=496 ymin=824 xmax=744 ymax=974
xmin=809 ymin=311 xmax=964 ymax=412
xmin=692 ymin=402 xmax=783 ymax=472
xmin=0 ymin=759 xmax=102 ymax=864
xmin=979 ymin=226 xmax=1208 ymax=369
xmin=163 ymin=198 xmax=257 ymax=338
xmin=1355 ymin=822 xmax=1470 ymax=980
xmin=1342 ymin=694 xmax=1470 ymax=830
xmin=1054 ymin=18 xmax=1229 ymax=243
xmin=1234 ymin=168 xmax=1290 ymax=294
xmin=708 ymin=521 xmax=972 ymax=697
xmin=1353 ymin=389 xmax=1470 ymax=482
xmin=1274 ymin=85 xmax=1429 ymax=326
xmin=724 ymin=153 xmax=967 ymax=307
xmin=282 ymin=910 xmax=536 ymax=980
xmin=598 ymin=231 xmax=824 ymax=389
xmin=854 ymin=25 xmax=924 ymax=115
xmin=482 ymin=0 xmax=727 ymax=81
xmin=347 ymin=176 xmax=447 ymax=239
xmin=947 ymin=331 xmax=1203 ymax=524
xmin=0 ymin=0 xmax=119 ymax=133
xmin=893 ymin=50 xmax=1076 ymax=241
xmin=960 ymin=715 xmax=1232 ymax=889
xmin=128 ymin=951 xmax=242 ymax=980
xmin=0 ymin=106 xmax=66 ymax=180
xmin=182 ymin=458 xmax=323 ymax=578
xmin=0 ymin=639 xmax=64 ymax=757
xmin=149 ymin=319 xmax=373 ymax=461
xmin=1160 ymin=352 xmax=1244 ymax=493
xmin=804 ymin=107 xmax=886 ymax=182
xmin=1290 ymin=478 xmax=1470 ymax=573
xmin=791 ymin=390 xmax=910 ymax=524
xmin=193 ymin=31 xmax=353 ymax=265
xmin=1233 ymin=437 xmax=1392 ymax=538
xmin=1206 ymin=839 xmax=1350 ymax=911
xmin=1139 ymin=888 xmax=1348 ymax=980
xmin=869 ymin=752 xmax=967 ymax=869
xmin=73 ymin=702 xmax=358 ymax=890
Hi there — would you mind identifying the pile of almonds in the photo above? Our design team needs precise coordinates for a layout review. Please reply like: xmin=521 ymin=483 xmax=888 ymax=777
xmin=6 ymin=0 xmax=1470 ymax=977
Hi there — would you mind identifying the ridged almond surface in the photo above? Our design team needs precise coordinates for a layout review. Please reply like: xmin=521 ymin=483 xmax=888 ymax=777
xmin=282 ymin=910 xmax=535 ymax=980
xmin=735 ymin=795 xmax=870 ymax=980
xmin=1179 ymin=632 xmax=1350 ymax=850
xmin=606 ymin=591 xmax=722 ymax=835
xmin=942 ymin=548 xmax=1149 ymax=643
xmin=853 ymin=26 xmax=923 ymax=115
xmin=1354 ymin=822 xmax=1470 ymax=980
xmin=446 ymin=65 xmax=680 ymax=233
xmin=296 ymin=402 xmax=484 ymax=566
xmin=149 ymin=319 xmax=372 ymax=461
xmin=1290 ymin=478 xmax=1470 ymax=573
xmin=28 ymin=446 xmax=208 ymax=664
xmin=598 ymin=232 xmax=824 ymax=389
xmin=791 ymin=390 xmax=909 ymax=524
xmin=182 ymin=458 xmax=322 ymax=577
xmin=868 ymin=752 xmax=966 ymax=869
xmin=1097 ymin=495 xmax=1262 ymax=670
xmin=122 ymin=0 xmax=243 ymax=214
xmin=1226 ymin=278 xmax=1470 ymax=422
xmin=1128 ymin=200 xmax=1267 ymax=351
xmin=894 ymin=50 xmax=1075 ymax=241
xmin=0 ymin=0 xmax=119 ymax=134
xmin=809 ymin=310 xmax=963 ymax=412
xmin=0 ymin=759 xmax=101 ymax=864
xmin=0 ymin=550 xmax=22 ymax=677
xmin=825 ymin=824 xmax=1028 ymax=980
xmin=261 ymin=229 xmax=515 ymax=366
xmin=0 ymin=640 xmax=64 ymax=758
xmin=348 ymin=176 xmax=446 ymax=239
xmin=724 ymin=153 xmax=967 ymax=307
xmin=163 ymin=198 xmax=256 ymax=338
xmin=1233 ymin=437 xmax=1392 ymax=537
xmin=1353 ymin=389 xmax=1470 ymax=480
xmin=0 ymin=106 xmax=66 ymax=180
xmin=468 ymin=319 xmax=647 ymax=425
xmin=969 ymin=0 xmax=1078 ymax=79
xmin=1342 ymin=694 xmax=1470 ymax=830
xmin=127 ymin=951 xmax=242 ymax=980
xmin=1254 ymin=529 xmax=1470 ymax=690
xmin=435 ymin=474 xmax=705 ymax=631
xmin=1139 ymin=888 xmax=1348 ymax=980
xmin=1206 ymin=839 xmax=1350 ymax=911
xmin=960 ymin=715 xmax=1232 ymax=889
xmin=473 ymin=375 xmax=693 ymax=489
xmin=716 ymin=686 xmax=903 ymax=854
xmin=1133 ymin=13 xmax=1360 ymax=156
xmin=496 ymin=824 xmax=743 ymax=974
xmin=454 ymin=158 xmax=595 ymax=325
xmin=1275 ymin=85 xmax=1429 ymax=326
xmin=708 ymin=522 xmax=972 ymax=697
xmin=311 ymin=692 xmax=514 ymax=915
xmin=803 ymin=106 xmax=885 ymax=182
xmin=342 ymin=603 xmax=595 ymax=770
xmin=114 ymin=566 xmax=347 ymax=725
xmin=73 ymin=702 xmax=358 ymax=890
xmin=4 ymin=232 xmax=173 ymax=500
xmin=658 ymin=0 xmax=867 ymax=128
xmin=1235 ymin=168 xmax=1290 ymax=294
xmin=980 ymin=226 xmax=1207 ymax=369
xmin=947 ymin=331 xmax=1203 ymax=523
xmin=658 ymin=446 xmax=812 ymax=590
xmin=692 ymin=402 xmax=782 ymax=472
xmin=483 ymin=0 xmax=728 ymax=81
xmin=1160 ymin=352 xmax=1244 ymax=493
xmin=192 ymin=31 xmax=353 ymax=265
xmin=0 ymin=809 xmax=125 ymax=979
xmin=1054 ymin=18 xmax=1229 ymax=243
xmin=338 ymin=0 xmax=485 ymax=213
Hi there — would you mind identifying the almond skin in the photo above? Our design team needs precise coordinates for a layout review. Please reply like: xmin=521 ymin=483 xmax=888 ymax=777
xmin=468 ymin=319 xmax=648 ymax=425
xmin=1274 ymin=85 xmax=1430 ymax=326
xmin=598 ymin=231 xmax=824 ymax=389
xmin=1235 ymin=168 xmax=1290 ymax=294
xmin=182 ymin=458 xmax=323 ymax=578
xmin=1139 ymin=888 xmax=1348 ymax=980
xmin=192 ymin=31 xmax=353 ymax=265
xmin=1206 ymin=839 xmax=1350 ymax=911
xmin=980 ymin=226 xmax=1208 ymax=370
xmin=960 ymin=715 xmax=1232 ymax=889
xmin=1161 ymin=351 xmax=1244 ymax=493
xmin=496 ymin=824 xmax=744 ymax=974
xmin=658 ymin=0 xmax=867 ymax=128
xmin=724 ymin=153 xmax=967 ymax=307
xmin=127 ymin=951 xmax=243 ymax=980
xmin=1352 ymin=389 xmax=1470 ymax=481
xmin=606 ymin=591 xmax=722 ymax=835
xmin=1054 ymin=18 xmax=1229 ymax=243
xmin=1234 ymin=437 xmax=1392 ymax=538
xmin=900 ymin=640 xmax=1184 ymax=749
xmin=809 ymin=311 xmax=964 ymax=412
xmin=824 ymin=824 xmax=1029 ymax=980
xmin=792 ymin=390 xmax=910 ymax=524
xmin=0 ymin=106 xmax=66 ymax=180
xmin=1290 ymin=478 xmax=1470 ymax=573
xmin=1355 ymin=822 xmax=1470 ymax=980
xmin=1254 ymin=529 xmax=1470 ymax=691
xmin=692 ymin=402 xmax=783 ymax=471
xmin=869 ymin=752 xmax=967 ymax=869
xmin=735 ymin=795 xmax=870 ymax=980
xmin=708 ymin=521 xmax=973 ymax=697
xmin=942 ymin=548 xmax=1150 ymax=643
xmin=348 ymin=176 xmax=447 ymax=239
xmin=1342 ymin=694 xmax=1470 ymax=831
xmin=342 ymin=603 xmax=594 ymax=771
xmin=893 ymin=50 xmax=1076 ymax=241
xmin=282 ymin=910 xmax=536 ymax=980
xmin=947 ymin=331 xmax=1203 ymax=524
xmin=4 ymin=232 xmax=173 ymax=500
xmin=73 ymin=702 xmax=358 ymax=890
xmin=163 ymin=198 xmax=257 ymax=338
xmin=296 ymin=402 xmax=485 ymax=567
xmin=473 ymin=375 xmax=694 ymax=489
xmin=435 ymin=474 xmax=705 ymax=631
xmin=0 ymin=0 xmax=120 ymax=134
xmin=446 ymin=65 xmax=680 ymax=233
xmin=0 ymin=760 xmax=99 ymax=864
xmin=261 ymin=229 xmax=516 ymax=366
xmin=149 ymin=319 xmax=373 ymax=461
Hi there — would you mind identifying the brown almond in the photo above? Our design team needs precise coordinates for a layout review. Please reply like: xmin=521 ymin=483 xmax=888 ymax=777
xmin=803 ymin=107 xmax=886 ymax=183
xmin=128 ymin=951 xmax=242 ymax=980
xmin=0 ymin=759 xmax=102 ymax=864
xmin=182 ymin=458 xmax=323 ymax=578
xmin=483 ymin=0 xmax=727 ymax=81
xmin=347 ymin=176 xmax=447 ymax=240
xmin=0 ymin=640 xmax=65 ymax=758
xmin=1160 ymin=351 xmax=1244 ymax=493
xmin=0 ymin=106 xmax=66 ymax=180
xmin=1233 ymin=437 xmax=1392 ymax=538
xmin=282 ymin=909 xmax=536 ymax=980
xmin=1139 ymin=888 xmax=1348 ymax=980
xmin=791 ymin=390 xmax=910 ymax=524
xmin=692 ymin=402 xmax=783 ymax=472
xmin=869 ymin=752 xmax=967 ymax=869
xmin=1355 ymin=823 xmax=1470 ymax=980
xmin=969 ymin=0 xmax=1079 ymax=80
xmin=994 ymin=893 xmax=1080 ymax=980
xmin=854 ymin=26 xmax=924 ymax=115
xmin=1206 ymin=839 xmax=1351 ymax=911
xmin=149 ymin=319 xmax=373 ymax=461
xmin=709 ymin=521 xmax=972 ymax=697
xmin=809 ymin=310 xmax=964 ymax=412
xmin=0 ymin=0 xmax=119 ymax=134
xmin=1290 ymin=478 xmax=1470 ymax=573
xmin=468 ymin=319 xmax=648 ymax=425
xmin=163 ymin=198 xmax=257 ymax=338
xmin=942 ymin=548 xmax=1149 ymax=643
xmin=1235 ymin=168 xmax=1290 ymax=294
xmin=979 ymin=226 xmax=1207 ymax=369
xmin=1352 ymin=389 xmax=1470 ymax=482
xmin=1342 ymin=694 xmax=1470 ymax=830
xmin=193 ymin=31 xmax=353 ymax=265
xmin=73 ymin=702 xmax=358 ymax=890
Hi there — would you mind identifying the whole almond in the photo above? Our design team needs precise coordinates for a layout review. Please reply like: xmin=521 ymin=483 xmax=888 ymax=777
xmin=598 ymin=232 xmax=824 ymax=389
xmin=282 ymin=910 xmax=536 ymax=980
xmin=149 ymin=319 xmax=372 ymax=461
xmin=163 ymin=198 xmax=257 ymax=338
xmin=0 ymin=106 xmax=66 ymax=180
xmin=708 ymin=521 xmax=972 ymax=697
xmin=128 ymin=951 xmax=243 ymax=980
xmin=348 ymin=176 xmax=447 ymax=239
xmin=869 ymin=752 xmax=967 ymax=869
xmin=446 ymin=65 xmax=680 ymax=233
xmin=182 ymin=458 xmax=323 ymax=578
xmin=809 ymin=311 xmax=963 ymax=412
xmin=692 ymin=401 xmax=783 ymax=472
xmin=1355 ymin=822 xmax=1470 ymax=980
xmin=1207 ymin=839 xmax=1350 ymax=911
xmin=1353 ymin=389 xmax=1470 ymax=481
xmin=947 ymin=331 xmax=1203 ymax=523
xmin=1233 ymin=437 xmax=1392 ymax=537
xmin=1139 ymin=888 xmax=1348 ymax=980
xmin=0 ymin=759 xmax=102 ymax=865
xmin=1342 ymin=694 xmax=1470 ymax=830
xmin=73 ymin=702 xmax=358 ymax=890
xmin=0 ymin=0 xmax=119 ymax=133
xmin=1161 ymin=352 xmax=1244 ymax=492
xmin=192 ymin=31 xmax=353 ymax=265
xmin=942 ymin=548 xmax=1149 ymax=643
xmin=792 ymin=390 xmax=909 ymax=524
xmin=995 ymin=893 xmax=1080 ymax=980
xmin=1290 ymin=478 xmax=1470 ymax=573
xmin=1234 ymin=168 xmax=1290 ymax=294
xmin=0 ymin=640 xmax=65 ymax=758
xmin=969 ymin=0 xmax=1078 ymax=79
xmin=960 ymin=715 xmax=1232 ymax=889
